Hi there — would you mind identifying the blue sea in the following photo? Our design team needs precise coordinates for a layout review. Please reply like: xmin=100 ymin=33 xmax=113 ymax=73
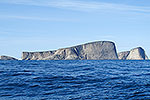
xmin=0 ymin=60 xmax=150 ymax=100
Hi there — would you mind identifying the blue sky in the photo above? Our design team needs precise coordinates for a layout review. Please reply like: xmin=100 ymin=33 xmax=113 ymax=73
xmin=0 ymin=0 xmax=150 ymax=59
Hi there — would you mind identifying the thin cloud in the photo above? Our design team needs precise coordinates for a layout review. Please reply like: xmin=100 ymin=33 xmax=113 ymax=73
xmin=0 ymin=15 xmax=77 ymax=22
xmin=0 ymin=0 xmax=150 ymax=13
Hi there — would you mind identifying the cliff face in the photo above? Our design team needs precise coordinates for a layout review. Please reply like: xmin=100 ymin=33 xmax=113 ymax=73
xmin=118 ymin=47 xmax=148 ymax=60
xmin=22 ymin=41 xmax=118 ymax=60
xmin=0 ymin=55 xmax=18 ymax=60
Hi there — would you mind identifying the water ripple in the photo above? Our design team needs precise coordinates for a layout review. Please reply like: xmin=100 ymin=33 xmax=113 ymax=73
xmin=0 ymin=60 xmax=150 ymax=99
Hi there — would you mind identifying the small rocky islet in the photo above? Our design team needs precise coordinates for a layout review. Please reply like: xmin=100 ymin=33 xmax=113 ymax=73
xmin=0 ymin=55 xmax=18 ymax=60
xmin=118 ymin=47 xmax=148 ymax=60
xmin=0 ymin=41 xmax=149 ymax=60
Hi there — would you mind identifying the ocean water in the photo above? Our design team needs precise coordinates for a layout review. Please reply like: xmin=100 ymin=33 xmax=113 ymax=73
xmin=0 ymin=60 xmax=150 ymax=100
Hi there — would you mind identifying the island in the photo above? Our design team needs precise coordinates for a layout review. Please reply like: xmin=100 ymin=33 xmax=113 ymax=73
xmin=0 ymin=41 xmax=149 ymax=60
xmin=0 ymin=55 xmax=18 ymax=60
xmin=118 ymin=47 xmax=148 ymax=60
xmin=22 ymin=41 xmax=118 ymax=60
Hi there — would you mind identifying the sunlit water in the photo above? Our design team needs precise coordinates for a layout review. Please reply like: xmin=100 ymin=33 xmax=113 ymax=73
xmin=0 ymin=60 xmax=150 ymax=100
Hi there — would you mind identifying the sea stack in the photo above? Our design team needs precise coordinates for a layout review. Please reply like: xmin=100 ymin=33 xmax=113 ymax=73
xmin=22 ymin=41 xmax=118 ymax=60
xmin=118 ymin=47 xmax=148 ymax=60
xmin=0 ymin=55 xmax=18 ymax=60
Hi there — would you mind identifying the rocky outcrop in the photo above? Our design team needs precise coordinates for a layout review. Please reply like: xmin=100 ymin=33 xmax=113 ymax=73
xmin=118 ymin=51 xmax=130 ymax=60
xmin=22 ymin=41 xmax=118 ymax=60
xmin=118 ymin=47 xmax=148 ymax=60
xmin=0 ymin=55 xmax=18 ymax=60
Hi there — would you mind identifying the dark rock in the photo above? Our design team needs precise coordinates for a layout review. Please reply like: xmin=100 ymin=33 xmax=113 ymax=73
xmin=0 ymin=55 xmax=18 ymax=60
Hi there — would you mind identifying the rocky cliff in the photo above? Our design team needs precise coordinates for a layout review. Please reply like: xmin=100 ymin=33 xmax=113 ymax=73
xmin=22 ymin=41 xmax=118 ymax=60
xmin=0 ymin=55 xmax=18 ymax=60
xmin=118 ymin=47 xmax=148 ymax=60
xmin=118 ymin=51 xmax=130 ymax=60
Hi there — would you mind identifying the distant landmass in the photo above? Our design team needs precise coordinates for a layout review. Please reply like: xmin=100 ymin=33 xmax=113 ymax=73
xmin=22 ymin=41 xmax=118 ymax=60
xmin=118 ymin=47 xmax=148 ymax=60
xmin=0 ymin=55 xmax=18 ymax=60
xmin=0 ymin=41 xmax=149 ymax=60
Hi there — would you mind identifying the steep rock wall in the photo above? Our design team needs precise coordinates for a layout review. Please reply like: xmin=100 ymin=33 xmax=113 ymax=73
xmin=22 ymin=41 xmax=118 ymax=60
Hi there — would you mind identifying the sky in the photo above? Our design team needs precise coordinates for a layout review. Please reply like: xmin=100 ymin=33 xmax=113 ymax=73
xmin=0 ymin=0 xmax=150 ymax=59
